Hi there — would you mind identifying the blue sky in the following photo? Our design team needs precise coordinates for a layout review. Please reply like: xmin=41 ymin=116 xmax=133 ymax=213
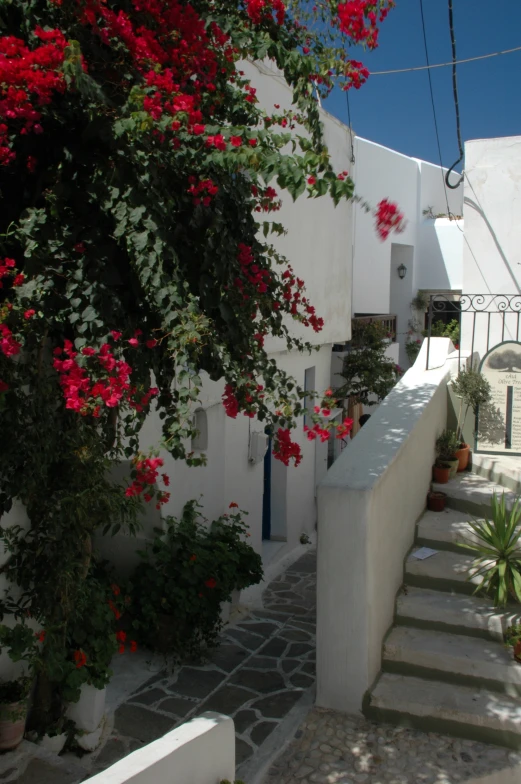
xmin=324 ymin=0 xmax=521 ymax=168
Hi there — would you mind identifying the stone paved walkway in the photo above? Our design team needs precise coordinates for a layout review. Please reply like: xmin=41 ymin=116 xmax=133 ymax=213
xmin=103 ymin=548 xmax=316 ymax=776
xmin=264 ymin=709 xmax=521 ymax=784
xmin=1 ymin=548 xmax=317 ymax=782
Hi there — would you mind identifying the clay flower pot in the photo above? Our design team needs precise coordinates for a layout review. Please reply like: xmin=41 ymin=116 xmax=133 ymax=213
xmin=455 ymin=443 xmax=470 ymax=472
xmin=446 ymin=458 xmax=460 ymax=480
xmin=427 ymin=491 xmax=447 ymax=512
xmin=0 ymin=700 xmax=28 ymax=751
xmin=432 ymin=464 xmax=450 ymax=484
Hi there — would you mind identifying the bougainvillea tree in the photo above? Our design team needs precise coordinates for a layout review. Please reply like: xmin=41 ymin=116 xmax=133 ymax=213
xmin=0 ymin=0 xmax=402 ymax=731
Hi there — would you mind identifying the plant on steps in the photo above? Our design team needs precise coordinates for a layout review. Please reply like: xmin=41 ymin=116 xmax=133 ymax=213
xmin=463 ymin=493 xmax=521 ymax=607
xmin=129 ymin=501 xmax=263 ymax=660
xmin=505 ymin=623 xmax=521 ymax=663
xmin=435 ymin=429 xmax=460 ymax=479
xmin=451 ymin=369 xmax=492 ymax=470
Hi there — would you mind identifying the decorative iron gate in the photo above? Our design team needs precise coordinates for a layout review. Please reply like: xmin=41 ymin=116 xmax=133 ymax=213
xmin=425 ymin=294 xmax=521 ymax=370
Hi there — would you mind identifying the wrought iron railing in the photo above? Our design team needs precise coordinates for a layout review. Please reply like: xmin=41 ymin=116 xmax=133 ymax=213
xmin=425 ymin=294 xmax=521 ymax=370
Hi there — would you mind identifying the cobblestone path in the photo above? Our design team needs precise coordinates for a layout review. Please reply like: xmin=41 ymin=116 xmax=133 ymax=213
xmin=263 ymin=708 xmax=521 ymax=784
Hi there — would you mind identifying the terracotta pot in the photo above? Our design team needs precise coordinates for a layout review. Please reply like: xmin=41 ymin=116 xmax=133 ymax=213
xmin=455 ymin=443 xmax=470 ymax=472
xmin=446 ymin=458 xmax=460 ymax=480
xmin=432 ymin=464 xmax=450 ymax=484
xmin=427 ymin=491 xmax=447 ymax=512
xmin=0 ymin=700 xmax=27 ymax=751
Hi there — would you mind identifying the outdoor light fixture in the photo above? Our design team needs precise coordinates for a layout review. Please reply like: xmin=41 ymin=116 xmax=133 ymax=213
xmin=397 ymin=263 xmax=407 ymax=280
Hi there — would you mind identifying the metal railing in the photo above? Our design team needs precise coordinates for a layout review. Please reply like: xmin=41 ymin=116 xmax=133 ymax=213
xmin=353 ymin=313 xmax=397 ymax=336
xmin=425 ymin=293 xmax=521 ymax=370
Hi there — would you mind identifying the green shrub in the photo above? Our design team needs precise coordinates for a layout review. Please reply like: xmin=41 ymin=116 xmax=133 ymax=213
xmin=130 ymin=501 xmax=263 ymax=660
xmin=464 ymin=493 xmax=521 ymax=607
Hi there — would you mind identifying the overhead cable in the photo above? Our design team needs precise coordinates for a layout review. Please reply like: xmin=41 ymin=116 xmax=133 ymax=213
xmin=445 ymin=0 xmax=464 ymax=189
xmin=370 ymin=45 xmax=521 ymax=75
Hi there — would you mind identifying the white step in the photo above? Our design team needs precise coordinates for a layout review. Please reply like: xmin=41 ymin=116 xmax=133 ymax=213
xmin=367 ymin=673 xmax=521 ymax=748
xmin=405 ymin=548 xmax=480 ymax=594
xmin=472 ymin=454 xmax=521 ymax=495
xmin=432 ymin=473 xmax=518 ymax=516
xmin=383 ymin=626 xmax=521 ymax=695
xmin=416 ymin=508 xmax=477 ymax=551
xmin=396 ymin=586 xmax=521 ymax=641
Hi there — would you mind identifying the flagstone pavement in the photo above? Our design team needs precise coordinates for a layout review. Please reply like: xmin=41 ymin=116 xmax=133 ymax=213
xmin=6 ymin=548 xmax=317 ymax=783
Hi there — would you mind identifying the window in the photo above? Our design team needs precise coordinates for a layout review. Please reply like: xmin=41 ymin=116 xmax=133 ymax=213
xmin=304 ymin=367 xmax=315 ymax=427
xmin=191 ymin=408 xmax=208 ymax=451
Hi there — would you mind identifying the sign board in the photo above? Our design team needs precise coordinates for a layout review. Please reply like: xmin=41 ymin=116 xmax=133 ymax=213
xmin=475 ymin=341 xmax=521 ymax=455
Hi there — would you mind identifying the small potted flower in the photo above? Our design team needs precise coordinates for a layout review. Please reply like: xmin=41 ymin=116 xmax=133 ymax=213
xmin=0 ymin=677 xmax=31 ymax=751
xmin=434 ymin=429 xmax=460 ymax=481
xmin=0 ymin=621 xmax=41 ymax=751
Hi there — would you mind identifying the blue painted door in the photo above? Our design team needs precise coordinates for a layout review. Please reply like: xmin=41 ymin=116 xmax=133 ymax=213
xmin=262 ymin=435 xmax=272 ymax=540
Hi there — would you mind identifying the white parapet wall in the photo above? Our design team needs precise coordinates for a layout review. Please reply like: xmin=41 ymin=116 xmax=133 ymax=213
xmin=84 ymin=712 xmax=235 ymax=784
xmin=316 ymin=339 xmax=453 ymax=715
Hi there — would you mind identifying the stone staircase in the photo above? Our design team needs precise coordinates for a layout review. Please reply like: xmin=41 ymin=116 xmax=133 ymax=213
xmin=365 ymin=467 xmax=521 ymax=748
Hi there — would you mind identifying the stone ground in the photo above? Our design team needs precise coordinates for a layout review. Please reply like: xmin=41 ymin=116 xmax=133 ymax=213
xmin=4 ymin=547 xmax=521 ymax=784
xmin=3 ymin=549 xmax=317 ymax=783
xmin=264 ymin=709 xmax=521 ymax=784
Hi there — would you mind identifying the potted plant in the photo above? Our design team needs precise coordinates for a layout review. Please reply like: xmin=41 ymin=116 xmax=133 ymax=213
xmin=462 ymin=492 xmax=521 ymax=607
xmin=435 ymin=429 xmax=460 ymax=480
xmin=427 ymin=490 xmax=447 ymax=512
xmin=505 ymin=624 xmax=521 ymax=664
xmin=37 ymin=717 xmax=70 ymax=754
xmin=129 ymin=500 xmax=263 ymax=661
xmin=452 ymin=369 xmax=492 ymax=471
xmin=0 ymin=621 xmax=43 ymax=750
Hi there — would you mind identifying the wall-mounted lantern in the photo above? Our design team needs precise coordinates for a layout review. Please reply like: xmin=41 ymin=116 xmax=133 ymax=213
xmin=397 ymin=263 xmax=407 ymax=280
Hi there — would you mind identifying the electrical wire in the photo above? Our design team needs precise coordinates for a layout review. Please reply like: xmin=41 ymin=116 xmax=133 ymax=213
xmin=345 ymin=89 xmax=355 ymax=163
xmin=445 ymin=0 xmax=464 ymax=189
xmin=369 ymin=45 xmax=521 ymax=75
xmin=418 ymin=0 xmax=451 ymax=215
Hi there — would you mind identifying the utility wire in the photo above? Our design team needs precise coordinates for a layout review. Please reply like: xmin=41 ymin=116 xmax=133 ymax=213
xmin=445 ymin=0 xmax=464 ymax=189
xmin=345 ymin=89 xmax=355 ymax=163
xmin=418 ymin=0 xmax=451 ymax=215
xmin=370 ymin=45 xmax=521 ymax=75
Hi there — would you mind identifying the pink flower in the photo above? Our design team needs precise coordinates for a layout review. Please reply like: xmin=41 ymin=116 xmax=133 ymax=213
xmin=307 ymin=176 xmax=316 ymax=185
xmin=24 ymin=309 xmax=35 ymax=319
xmin=146 ymin=338 xmax=157 ymax=348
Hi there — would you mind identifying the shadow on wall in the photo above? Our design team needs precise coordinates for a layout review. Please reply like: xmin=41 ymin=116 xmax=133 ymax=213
xmin=337 ymin=372 xmax=445 ymax=488
xmin=464 ymin=195 xmax=520 ymax=292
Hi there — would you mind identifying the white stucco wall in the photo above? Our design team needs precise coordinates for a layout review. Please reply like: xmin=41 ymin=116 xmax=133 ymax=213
xmin=316 ymin=340 xmax=452 ymax=714
xmin=84 ymin=712 xmax=235 ymax=784
xmin=242 ymin=60 xmax=353 ymax=353
xmin=462 ymin=135 xmax=521 ymax=359
xmin=351 ymin=138 xmax=464 ymax=366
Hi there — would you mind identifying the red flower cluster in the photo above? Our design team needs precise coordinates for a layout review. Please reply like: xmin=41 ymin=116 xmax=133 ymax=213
xmin=222 ymin=384 xmax=239 ymax=418
xmin=0 ymin=323 xmax=21 ymax=358
xmin=281 ymin=267 xmax=324 ymax=332
xmin=337 ymin=1 xmax=394 ymax=50
xmin=251 ymin=185 xmax=281 ymax=213
xmin=236 ymin=243 xmax=271 ymax=295
xmin=344 ymin=59 xmax=370 ymax=91
xmin=115 ymin=630 xmax=137 ymax=654
xmin=125 ymin=455 xmax=171 ymax=510
xmin=0 ymin=380 xmax=9 ymax=393
xmin=273 ymin=428 xmax=302 ymax=467
xmin=187 ymin=177 xmax=219 ymax=207
xmin=246 ymin=0 xmax=286 ymax=26
xmin=0 ymin=28 xmax=69 ymax=166
xmin=74 ymin=649 xmax=87 ymax=669
xmin=204 ymin=577 xmax=217 ymax=589
xmin=54 ymin=340 xmax=133 ymax=415
xmin=78 ymin=0 xmax=233 ymax=139
xmin=375 ymin=198 xmax=406 ymax=240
